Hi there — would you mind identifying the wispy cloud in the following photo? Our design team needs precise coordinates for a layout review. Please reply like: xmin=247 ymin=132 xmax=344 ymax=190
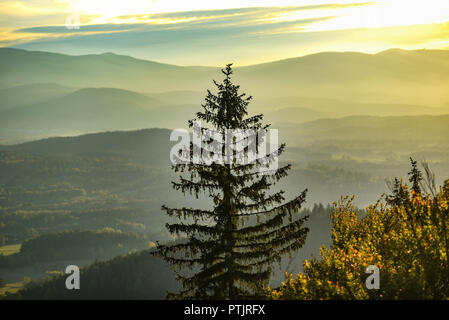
xmin=5 ymin=3 xmax=374 ymax=53
xmin=12 ymin=3 xmax=373 ymax=32
xmin=1 ymin=1 xmax=449 ymax=65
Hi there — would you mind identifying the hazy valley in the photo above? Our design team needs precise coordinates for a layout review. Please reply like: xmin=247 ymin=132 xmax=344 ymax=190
xmin=1 ymin=47 xmax=449 ymax=298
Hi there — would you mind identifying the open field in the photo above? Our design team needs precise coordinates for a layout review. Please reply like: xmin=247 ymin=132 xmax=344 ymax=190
xmin=0 ymin=281 xmax=24 ymax=296
xmin=0 ymin=244 xmax=21 ymax=256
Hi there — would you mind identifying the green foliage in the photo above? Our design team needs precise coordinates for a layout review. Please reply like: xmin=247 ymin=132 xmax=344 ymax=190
xmin=154 ymin=65 xmax=309 ymax=299
xmin=408 ymin=157 xmax=423 ymax=194
xmin=268 ymin=161 xmax=449 ymax=299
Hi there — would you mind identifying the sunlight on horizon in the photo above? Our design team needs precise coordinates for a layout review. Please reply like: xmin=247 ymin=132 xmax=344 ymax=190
xmin=69 ymin=0 xmax=449 ymax=29
xmin=1 ymin=0 xmax=449 ymax=65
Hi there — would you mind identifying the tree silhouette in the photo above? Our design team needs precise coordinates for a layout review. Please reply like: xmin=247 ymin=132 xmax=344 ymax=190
xmin=408 ymin=157 xmax=423 ymax=195
xmin=153 ymin=64 xmax=309 ymax=299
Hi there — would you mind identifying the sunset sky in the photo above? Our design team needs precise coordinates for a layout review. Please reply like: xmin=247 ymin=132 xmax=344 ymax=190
xmin=1 ymin=0 xmax=449 ymax=65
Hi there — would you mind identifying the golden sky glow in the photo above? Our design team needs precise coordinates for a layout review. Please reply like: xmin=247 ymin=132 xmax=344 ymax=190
xmin=1 ymin=0 xmax=449 ymax=65
xmin=62 ymin=0 xmax=449 ymax=27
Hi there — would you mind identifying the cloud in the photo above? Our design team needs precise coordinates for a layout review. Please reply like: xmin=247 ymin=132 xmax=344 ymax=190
xmin=2 ymin=2 xmax=449 ymax=66
xmin=4 ymin=12 xmax=339 ymax=66
xmin=13 ymin=14 xmax=337 ymax=46
xmin=15 ymin=24 xmax=145 ymax=34
xmin=6 ymin=2 xmax=372 ymax=53
xmin=127 ymin=3 xmax=372 ymax=20
xmin=7 ymin=4 xmax=348 ymax=48
xmin=11 ymin=3 xmax=373 ymax=32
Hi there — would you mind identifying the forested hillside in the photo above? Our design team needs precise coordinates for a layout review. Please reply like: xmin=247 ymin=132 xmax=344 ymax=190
xmin=3 ymin=204 xmax=331 ymax=299
xmin=1 ymin=48 xmax=449 ymax=144
xmin=15 ymin=249 xmax=179 ymax=300
xmin=0 ymin=229 xmax=149 ymax=267
xmin=1 ymin=47 xmax=449 ymax=300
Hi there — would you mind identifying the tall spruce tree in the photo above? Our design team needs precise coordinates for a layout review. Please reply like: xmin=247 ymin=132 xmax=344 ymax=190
xmin=153 ymin=64 xmax=309 ymax=299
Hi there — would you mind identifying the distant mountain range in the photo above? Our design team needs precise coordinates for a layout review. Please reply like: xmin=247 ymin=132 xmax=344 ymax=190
xmin=283 ymin=114 xmax=449 ymax=143
xmin=3 ymin=115 xmax=448 ymax=158
xmin=2 ymin=47 xmax=449 ymax=103
xmin=1 ymin=47 xmax=449 ymax=143
xmin=0 ymin=48 xmax=215 ymax=93
xmin=0 ymin=86 xmax=201 ymax=143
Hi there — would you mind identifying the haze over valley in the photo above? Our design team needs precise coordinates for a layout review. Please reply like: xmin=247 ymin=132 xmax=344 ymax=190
xmin=1 ymin=1 xmax=449 ymax=298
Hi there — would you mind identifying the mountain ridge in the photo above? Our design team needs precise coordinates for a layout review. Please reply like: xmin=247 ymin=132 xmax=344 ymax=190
xmin=2 ymin=47 xmax=449 ymax=143
xmin=4 ymin=46 xmax=449 ymax=68
xmin=3 ymin=46 xmax=447 ymax=106
xmin=2 ymin=114 xmax=448 ymax=151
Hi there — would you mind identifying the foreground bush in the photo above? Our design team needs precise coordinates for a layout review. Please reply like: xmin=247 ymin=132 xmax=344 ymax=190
xmin=268 ymin=160 xmax=449 ymax=299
